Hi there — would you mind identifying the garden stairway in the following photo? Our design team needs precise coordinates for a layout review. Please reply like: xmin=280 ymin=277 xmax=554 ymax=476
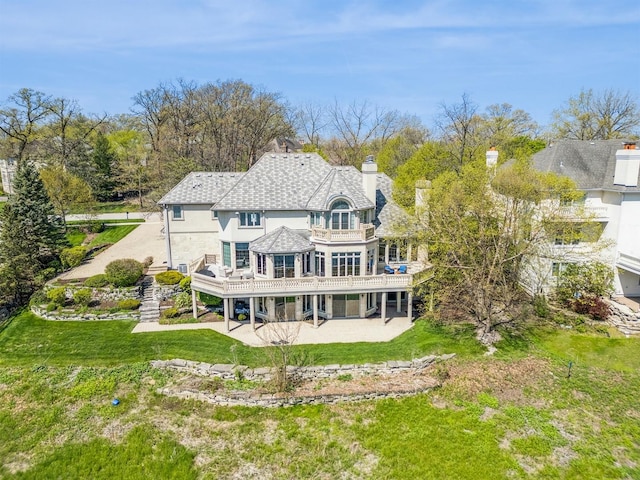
xmin=139 ymin=275 xmax=160 ymax=322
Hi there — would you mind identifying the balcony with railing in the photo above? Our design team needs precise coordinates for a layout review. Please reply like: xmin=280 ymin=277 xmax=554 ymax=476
xmin=557 ymin=204 xmax=609 ymax=220
xmin=189 ymin=254 xmax=424 ymax=298
xmin=311 ymin=224 xmax=376 ymax=243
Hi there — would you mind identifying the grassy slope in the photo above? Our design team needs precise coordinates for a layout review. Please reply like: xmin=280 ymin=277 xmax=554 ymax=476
xmin=0 ymin=312 xmax=482 ymax=368
xmin=0 ymin=312 xmax=639 ymax=479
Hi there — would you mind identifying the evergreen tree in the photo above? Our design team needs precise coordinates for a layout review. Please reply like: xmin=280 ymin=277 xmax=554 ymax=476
xmin=0 ymin=161 xmax=66 ymax=306
xmin=91 ymin=132 xmax=118 ymax=201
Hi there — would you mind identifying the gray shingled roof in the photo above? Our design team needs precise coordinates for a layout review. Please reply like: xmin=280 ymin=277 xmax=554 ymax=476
xmin=157 ymin=172 xmax=242 ymax=205
xmin=213 ymin=153 xmax=334 ymax=210
xmin=306 ymin=167 xmax=375 ymax=211
xmin=374 ymin=174 xmax=416 ymax=237
xmin=249 ymin=226 xmax=314 ymax=254
xmin=531 ymin=139 xmax=640 ymax=192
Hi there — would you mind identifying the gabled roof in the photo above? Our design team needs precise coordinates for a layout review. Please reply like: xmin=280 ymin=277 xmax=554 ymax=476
xmin=249 ymin=226 xmax=314 ymax=254
xmin=213 ymin=153 xmax=333 ymax=210
xmin=374 ymin=174 xmax=416 ymax=237
xmin=531 ymin=139 xmax=640 ymax=192
xmin=306 ymin=167 xmax=374 ymax=211
xmin=157 ymin=172 xmax=242 ymax=205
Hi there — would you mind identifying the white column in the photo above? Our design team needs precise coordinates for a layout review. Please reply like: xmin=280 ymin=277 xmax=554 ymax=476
xmin=223 ymin=298 xmax=230 ymax=332
xmin=381 ymin=292 xmax=387 ymax=324
xmin=407 ymin=292 xmax=413 ymax=320
xmin=313 ymin=294 xmax=319 ymax=328
xmin=191 ymin=289 xmax=198 ymax=319
xmin=249 ymin=297 xmax=255 ymax=330
xmin=397 ymin=292 xmax=402 ymax=312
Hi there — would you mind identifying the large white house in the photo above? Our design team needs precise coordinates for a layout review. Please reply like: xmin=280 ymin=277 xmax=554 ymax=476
xmin=527 ymin=140 xmax=640 ymax=300
xmin=158 ymin=153 xmax=425 ymax=331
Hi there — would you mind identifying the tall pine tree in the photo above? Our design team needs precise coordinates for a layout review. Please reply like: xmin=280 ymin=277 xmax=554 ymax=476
xmin=91 ymin=132 xmax=118 ymax=201
xmin=0 ymin=161 xmax=67 ymax=306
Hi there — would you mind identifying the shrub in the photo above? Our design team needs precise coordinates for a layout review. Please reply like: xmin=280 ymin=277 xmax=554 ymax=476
xmin=46 ymin=302 xmax=58 ymax=312
xmin=143 ymin=256 xmax=154 ymax=268
xmin=60 ymin=246 xmax=87 ymax=269
xmin=73 ymin=288 xmax=92 ymax=306
xmin=105 ymin=259 xmax=143 ymax=287
xmin=84 ymin=274 xmax=109 ymax=288
xmin=89 ymin=221 xmax=105 ymax=233
xmin=117 ymin=299 xmax=141 ymax=310
xmin=199 ymin=292 xmax=222 ymax=307
xmin=572 ymin=295 xmax=611 ymax=321
xmin=155 ymin=270 xmax=184 ymax=285
xmin=174 ymin=292 xmax=191 ymax=309
xmin=532 ymin=295 xmax=549 ymax=318
xmin=179 ymin=276 xmax=191 ymax=294
xmin=162 ymin=307 xmax=180 ymax=319
xmin=29 ymin=290 xmax=48 ymax=307
xmin=46 ymin=287 xmax=67 ymax=306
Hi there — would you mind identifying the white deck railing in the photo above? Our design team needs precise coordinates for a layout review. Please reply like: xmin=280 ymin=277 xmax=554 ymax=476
xmin=191 ymin=271 xmax=412 ymax=297
xmin=311 ymin=224 xmax=375 ymax=242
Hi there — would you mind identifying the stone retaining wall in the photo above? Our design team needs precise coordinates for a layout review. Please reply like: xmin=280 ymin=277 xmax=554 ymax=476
xmin=152 ymin=354 xmax=454 ymax=407
xmin=606 ymin=298 xmax=640 ymax=336
xmin=31 ymin=305 xmax=140 ymax=321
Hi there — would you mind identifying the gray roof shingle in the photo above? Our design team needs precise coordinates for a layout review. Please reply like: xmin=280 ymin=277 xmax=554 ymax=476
xmin=157 ymin=172 xmax=242 ymax=205
xmin=249 ymin=226 xmax=314 ymax=254
xmin=531 ymin=139 xmax=640 ymax=192
xmin=374 ymin=174 xmax=416 ymax=237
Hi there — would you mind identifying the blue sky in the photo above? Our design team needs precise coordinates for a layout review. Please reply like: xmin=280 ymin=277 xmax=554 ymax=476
xmin=1 ymin=0 xmax=639 ymax=130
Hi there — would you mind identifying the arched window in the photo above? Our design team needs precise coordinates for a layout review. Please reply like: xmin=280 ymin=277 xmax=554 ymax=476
xmin=330 ymin=199 xmax=355 ymax=230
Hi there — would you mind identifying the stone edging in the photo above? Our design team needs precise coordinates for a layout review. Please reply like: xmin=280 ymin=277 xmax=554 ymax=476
xmin=152 ymin=353 xmax=454 ymax=407
xmin=30 ymin=305 xmax=140 ymax=321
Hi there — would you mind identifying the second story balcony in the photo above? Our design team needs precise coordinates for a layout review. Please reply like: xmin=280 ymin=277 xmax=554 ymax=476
xmin=311 ymin=224 xmax=375 ymax=243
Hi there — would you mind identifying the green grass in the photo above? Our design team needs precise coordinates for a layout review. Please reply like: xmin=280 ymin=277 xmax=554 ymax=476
xmin=68 ymin=201 xmax=144 ymax=214
xmin=65 ymin=229 xmax=87 ymax=247
xmin=88 ymin=225 xmax=139 ymax=247
xmin=0 ymin=312 xmax=639 ymax=478
xmin=536 ymin=328 xmax=640 ymax=372
xmin=67 ymin=218 xmax=145 ymax=225
xmin=0 ymin=312 xmax=481 ymax=368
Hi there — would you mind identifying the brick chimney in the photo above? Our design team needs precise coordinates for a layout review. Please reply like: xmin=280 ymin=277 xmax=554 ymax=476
xmin=613 ymin=142 xmax=640 ymax=187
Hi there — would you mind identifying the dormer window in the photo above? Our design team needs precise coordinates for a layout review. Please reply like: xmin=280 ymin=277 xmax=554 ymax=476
xmin=239 ymin=211 xmax=261 ymax=227
xmin=330 ymin=200 xmax=355 ymax=230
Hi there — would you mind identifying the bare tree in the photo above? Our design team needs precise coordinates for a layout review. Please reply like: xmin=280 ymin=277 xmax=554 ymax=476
xmin=551 ymin=88 xmax=640 ymax=140
xmin=327 ymin=100 xmax=404 ymax=166
xmin=256 ymin=318 xmax=301 ymax=392
xmin=434 ymin=93 xmax=483 ymax=170
xmin=294 ymin=101 xmax=327 ymax=147
xmin=0 ymin=88 xmax=53 ymax=162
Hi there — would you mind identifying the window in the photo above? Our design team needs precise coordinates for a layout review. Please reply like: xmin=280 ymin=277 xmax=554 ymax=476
xmin=239 ymin=212 xmax=261 ymax=227
xmin=330 ymin=200 xmax=355 ymax=230
xmin=331 ymin=252 xmax=361 ymax=277
xmin=367 ymin=249 xmax=376 ymax=274
xmin=235 ymin=243 xmax=249 ymax=268
xmin=315 ymin=251 xmax=325 ymax=277
xmin=172 ymin=205 xmax=183 ymax=220
xmin=211 ymin=210 xmax=218 ymax=220
xmin=257 ymin=253 xmax=267 ymax=275
xmin=552 ymin=262 xmax=572 ymax=277
xmin=309 ymin=211 xmax=324 ymax=227
xmin=302 ymin=251 xmax=312 ymax=275
xmin=222 ymin=242 xmax=231 ymax=267
xmin=274 ymin=254 xmax=295 ymax=278
xmin=378 ymin=240 xmax=386 ymax=262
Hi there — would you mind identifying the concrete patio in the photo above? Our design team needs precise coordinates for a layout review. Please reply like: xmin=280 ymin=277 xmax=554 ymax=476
xmin=132 ymin=314 xmax=415 ymax=347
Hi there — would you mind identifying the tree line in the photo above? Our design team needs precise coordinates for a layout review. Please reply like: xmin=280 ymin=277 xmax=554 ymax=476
xmin=1 ymin=82 xmax=638 ymax=210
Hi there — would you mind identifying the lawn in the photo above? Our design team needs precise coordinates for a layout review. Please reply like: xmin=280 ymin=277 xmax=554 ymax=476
xmin=68 ymin=201 xmax=144 ymax=214
xmin=0 ymin=312 xmax=482 ymax=368
xmin=1 ymin=312 xmax=638 ymax=479
xmin=88 ymin=225 xmax=139 ymax=247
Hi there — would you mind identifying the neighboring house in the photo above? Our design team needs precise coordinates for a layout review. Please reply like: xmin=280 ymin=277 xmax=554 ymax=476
xmin=525 ymin=139 xmax=640 ymax=299
xmin=0 ymin=158 xmax=17 ymax=194
xmin=159 ymin=153 xmax=424 ymax=331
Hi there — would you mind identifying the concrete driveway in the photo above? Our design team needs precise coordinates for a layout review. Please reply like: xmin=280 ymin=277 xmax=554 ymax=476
xmin=58 ymin=213 xmax=166 ymax=281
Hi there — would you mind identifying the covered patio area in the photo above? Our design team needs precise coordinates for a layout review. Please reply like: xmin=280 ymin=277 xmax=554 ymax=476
xmin=132 ymin=313 xmax=415 ymax=347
